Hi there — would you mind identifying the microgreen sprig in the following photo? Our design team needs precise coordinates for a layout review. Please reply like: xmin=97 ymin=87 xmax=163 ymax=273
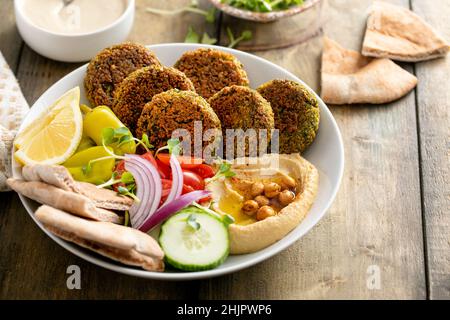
xmin=186 ymin=214 xmax=201 ymax=231
xmin=96 ymin=171 xmax=135 ymax=189
xmin=156 ymin=138 xmax=181 ymax=157
xmin=205 ymin=158 xmax=236 ymax=183
xmin=118 ymin=186 xmax=140 ymax=203
xmin=184 ymin=27 xmax=218 ymax=45
xmin=222 ymin=0 xmax=303 ymax=12
xmin=191 ymin=202 xmax=235 ymax=227
xmin=146 ymin=0 xmax=217 ymax=23
xmin=226 ymin=28 xmax=252 ymax=48
xmin=102 ymin=127 xmax=153 ymax=154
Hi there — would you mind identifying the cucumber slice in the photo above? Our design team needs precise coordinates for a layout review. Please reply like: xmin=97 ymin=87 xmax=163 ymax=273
xmin=159 ymin=206 xmax=229 ymax=271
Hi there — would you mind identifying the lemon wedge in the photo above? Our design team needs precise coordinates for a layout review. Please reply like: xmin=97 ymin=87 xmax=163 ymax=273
xmin=14 ymin=87 xmax=83 ymax=166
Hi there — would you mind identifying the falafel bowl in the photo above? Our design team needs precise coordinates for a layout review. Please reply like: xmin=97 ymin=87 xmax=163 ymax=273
xmin=11 ymin=43 xmax=343 ymax=280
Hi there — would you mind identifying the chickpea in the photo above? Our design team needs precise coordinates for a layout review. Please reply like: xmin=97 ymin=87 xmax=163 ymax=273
xmin=242 ymin=200 xmax=259 ymax=216
xmin=256 ymin=206 xmax=276 ymax=221
xmin=254 ymin=195 xmax=270 ymax=207
xmin=250 ymin=182 xmax=265 ymax=197
xmin=278 ymin=190 xmax=296 ymax=206
xmin=264 ymin=182 xmax=281 ymax=198
xmin=281 ymin=175 xmax=297 ymax=189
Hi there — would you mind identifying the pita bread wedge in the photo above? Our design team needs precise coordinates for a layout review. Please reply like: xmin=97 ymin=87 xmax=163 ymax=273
xmin=321 ymin=37 xmax=417 ymax=104
xmin=35 ymin=205 xmax=164 ymax=271
xmin=362 ymin=1 xmax=449 ymax=62
xmin=7 ymin=178 xmax=122 ymax=224
xmin=22 ymin=164 xmax=132 ymax=211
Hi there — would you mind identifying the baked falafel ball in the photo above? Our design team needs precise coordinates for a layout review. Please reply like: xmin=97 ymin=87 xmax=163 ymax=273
xmin=257 ymin=79 xmax=320 ymax=154
xmin=84 ymin=42 xmax=161 ymax=107
xmin=112 ymin=65 xmax=195 ymax=134
xmin=208 ymin=85 xmax=274 ymax=156
xmin=174 ymin=48 xmax=249 ymax=99
xmin=136 ymin=90 xmax=222 ymax=150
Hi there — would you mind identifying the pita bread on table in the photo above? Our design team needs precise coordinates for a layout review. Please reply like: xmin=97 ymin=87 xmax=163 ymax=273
xmin=321 ymin=37 xmax=417 ymax=104
xmin=7 ymin=178 xmax=122 ymax=224
xmin=21 ymin=164 xmax=133 ymax=211
xmin=35 ymin=205 xmax=164 ymax=272
xmin=362 ymin=1 xmax=449 ymax=62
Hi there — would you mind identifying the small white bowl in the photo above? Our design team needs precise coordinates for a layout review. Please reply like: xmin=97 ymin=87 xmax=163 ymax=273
xmin=14 ymin=0 xmax=135 ymax=63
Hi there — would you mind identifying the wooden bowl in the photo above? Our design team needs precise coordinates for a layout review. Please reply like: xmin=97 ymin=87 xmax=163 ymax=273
xmin=208 ymin=0 xmax=322 ymax=23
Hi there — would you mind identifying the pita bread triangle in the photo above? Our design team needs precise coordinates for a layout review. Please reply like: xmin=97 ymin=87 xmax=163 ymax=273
xmin=321 ymin=37 xmax=417 ymax=104
xmin=35 ymin=205 xmax=165 ymax=271
xmin=362 ymin=1 xmax=449 ymax=62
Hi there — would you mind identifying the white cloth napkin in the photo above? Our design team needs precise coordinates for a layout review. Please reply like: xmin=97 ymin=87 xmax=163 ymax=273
xmin=0 ymin=51 xmax=29 ymax=191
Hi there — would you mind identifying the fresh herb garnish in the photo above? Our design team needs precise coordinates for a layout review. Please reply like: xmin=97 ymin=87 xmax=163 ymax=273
xmin=184 ymin=26 xmax=251 ymax=48
xmin=222 ymin=214 xmax=235 ymax=227
xmin=156 ymin=138 xmax=181 ymax=156
xmin=186 ymin=214 xmax=201 ymax=231
xmin=222 ymin=0 xmax=303 ymax=12
xmin=117 ymin=186 xmax=140 ymax=203
xmin=184 ymin=27 xmax=218 ymax=45
xmin=185 ymin=26 xmax=201 ymax=43
xmin=191 ymin=202 xmax=235 ymax=227
xmin=227 ymin=28 xmax=252 ymax=48
xmin=124 ymin=211 xmax=130 ymax=227
xmin=96 ymin=170 xmax=136 ymax=190
xmin=102 ymin=127 xmax=152 ymax=153
xmin=146 ymin=0 xmax=217 ymax=23
xmin=201 ymin=32 xmax=218 ymax=45
xmin=205 ymin=159 xmax=236 ymax=183
xmin=120 ymin=172 xmax=135 ymax=185
xmin=140 ymin=133 xmax=154 ymax=150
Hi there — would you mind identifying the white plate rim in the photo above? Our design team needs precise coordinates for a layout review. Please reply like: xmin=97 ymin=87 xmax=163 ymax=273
xmin=13 ymin=43 xmax=344 ymax=280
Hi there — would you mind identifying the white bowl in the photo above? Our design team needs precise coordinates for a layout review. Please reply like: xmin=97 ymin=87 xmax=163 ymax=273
xmin=12 ymin=44 xmax=344 ymax=280
xmin=14 ymin=0 xmax=135 ymax=62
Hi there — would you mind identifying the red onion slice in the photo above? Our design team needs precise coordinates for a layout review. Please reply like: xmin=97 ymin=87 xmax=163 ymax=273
xmin=160 ymin=154 xmax=183 ymax=207
xmin=125 ymin=154 xmax=162 ymax=229
xmin=139 ymin=190 xmax=211 ymax=233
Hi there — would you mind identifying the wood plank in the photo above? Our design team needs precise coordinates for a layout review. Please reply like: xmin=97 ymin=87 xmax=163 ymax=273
xmin=0 ymin=0 xmax=23 ymax=71
xmin=411 ymin=0 xmax=450 ymax=300
xmin=129 ymin=0 xmax=218 ymax=44
xmin=200 ymin=0 xmax=426 ymax=299
xmin=0 ymin=0 xmax=218 ymax=299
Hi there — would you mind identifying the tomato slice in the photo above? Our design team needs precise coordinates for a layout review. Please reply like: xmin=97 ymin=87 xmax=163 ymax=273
xmin=139 ymin=152 xmax=171 ymax=179
xmin=140 ymin=152 xmax=158 ymax=168
xmin=161 ymin=178 xmax=172 ymax=190
xmin=191 ymin=164 xmax=215 ymax=179
xmin=198 ymin=195 xmax=212 ymax=204
xmin=156 ymin=159 xmax=171 ymax=179
xmin=157 ymin=153 xmax=204 ymax=169
xmin=160 ymin=179 xmax=173 ymax=205
xmin=182 ymin=184 xmax=195 ymax=195
xmin=115 ymin=160 xmax=126 ymax=174
xmin=182 ymin=170 xmax=205 ymax=190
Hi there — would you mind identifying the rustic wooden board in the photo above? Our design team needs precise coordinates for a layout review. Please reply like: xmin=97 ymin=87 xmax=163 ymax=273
xmin=411 ymin=0 xmax=450 ymax=300
xmin=1 ymin=0 xmax=448 ymax=300
xmin=130 ymin=0 xmax=218 ymax=45
xmin=0 ymin=0 xmax=28 ymax=300
xmin=200 ymin=0 xmax=426 ymax=299
xmin=0 ymin=0 xmax=23 ymax=71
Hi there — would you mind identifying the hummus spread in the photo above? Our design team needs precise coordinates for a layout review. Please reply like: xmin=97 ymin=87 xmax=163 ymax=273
xmin=207 ymin=153 xmax=319 ymax=254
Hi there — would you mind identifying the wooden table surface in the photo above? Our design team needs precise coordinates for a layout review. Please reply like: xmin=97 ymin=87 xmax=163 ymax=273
xmin=1 ymin=0 xmax=449 ymax=300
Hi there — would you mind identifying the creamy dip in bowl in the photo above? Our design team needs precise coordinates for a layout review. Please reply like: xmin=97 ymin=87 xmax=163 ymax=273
xmin=22 ymin=0 xmax=127 ymax=35
xmin=14 ymin=0 xmax=135 ymax=62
